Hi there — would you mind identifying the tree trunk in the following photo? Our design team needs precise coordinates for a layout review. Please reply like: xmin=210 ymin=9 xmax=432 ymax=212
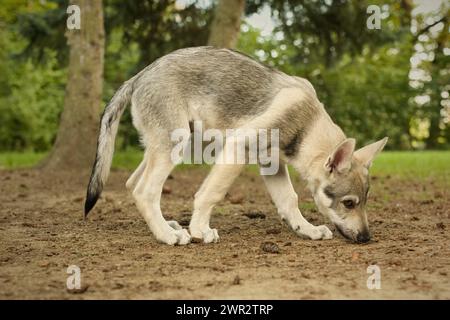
xmin=208 ymin=0 xmax=245 ymax=48
xmin=41 ymin=0 xmax=104 ymax=172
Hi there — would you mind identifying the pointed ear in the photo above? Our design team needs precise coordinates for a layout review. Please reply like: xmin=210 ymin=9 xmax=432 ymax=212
xmin=354 ymin=137 xmax=388 ymax=168
xmin=324 ymin=138 xmax=356 ymax=174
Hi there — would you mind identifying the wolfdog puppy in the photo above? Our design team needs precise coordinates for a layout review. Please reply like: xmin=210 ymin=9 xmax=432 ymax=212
xmin=85 ymin=47 xmax=387 ymax=245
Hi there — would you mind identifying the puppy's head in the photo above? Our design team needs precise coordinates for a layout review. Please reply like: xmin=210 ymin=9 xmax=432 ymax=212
xmin=312 ymin=137 xmax=388 ymax=243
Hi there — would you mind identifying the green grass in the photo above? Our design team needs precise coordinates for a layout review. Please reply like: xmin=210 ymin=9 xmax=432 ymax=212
xmin=370 ymin=151 xmax=450 ymax=180
xmin=112 ymin=149 xmax=144 ymax=170
xmin=0 ymin=152 xmax=47 ymax=168
xmin=0 ymin=149 xmax=147 ymax=170
xmin=1 ymin=150 xmax=449 ymax=183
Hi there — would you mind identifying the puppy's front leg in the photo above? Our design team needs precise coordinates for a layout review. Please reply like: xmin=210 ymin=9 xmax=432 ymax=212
xmin=190 ymin=163 xmax=244 ymax=243
xmin=261 ymin=164 xmax=332 ymax=240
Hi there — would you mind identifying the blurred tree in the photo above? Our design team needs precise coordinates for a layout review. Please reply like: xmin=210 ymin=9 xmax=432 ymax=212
xmin=105 ymin=0 xmax=213 ymax=70
xmin=240 ymin=0 xmax=416 ymax=148
xmin=412 ymin=6 xmax=449 ymax=149
xmin=104 ymin=0 xmax=214 ymax=148
xmin=1 ymin=0 xmax=447 ymax=151
xmin=246 ymin=0 xmax=411 ymax=68
xmin=15 ymin=0 xmax=70 ymax=66
xmin=208 ymin=0 xmax=246 ymax=48
xmin=41 ymin=0 xmax=105 ymax=171
xmin=12 ymin=0 xmax=214 ymax=151
xmin=0 ymin=1 xmax=65 ymax=151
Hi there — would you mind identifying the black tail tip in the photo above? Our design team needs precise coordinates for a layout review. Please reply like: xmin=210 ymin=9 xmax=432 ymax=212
xmin=84 ymin=192 xmax=100 ymax=218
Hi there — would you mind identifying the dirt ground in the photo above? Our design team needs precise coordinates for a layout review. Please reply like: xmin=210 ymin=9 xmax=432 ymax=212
xmin=0 ymin=166 xmax=449 ymax=299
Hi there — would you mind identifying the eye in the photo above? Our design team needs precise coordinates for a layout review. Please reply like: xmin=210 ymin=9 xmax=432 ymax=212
xmin=342 ymin=199 xmax=356 ymax=209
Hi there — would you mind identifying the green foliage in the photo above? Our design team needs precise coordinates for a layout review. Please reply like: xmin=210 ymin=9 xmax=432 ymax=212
xmin=0 ymin=5 xmax=66 ymax=151
xmin=317 ymin=43 xmax=415 ymax=149
xmin=238 ymin=23 xmax=416 ymax=149
xmin=105 ymin=0 xmax=213 ymax=70
xmin=0 ymin=0 xmax=447 ymax=152
xmin=0 ymin=0 xmax=214 ymax=151
xmin=12 ymin=0 xmax=69 ymax=65
xmin=246 ymin=0 xmax=410 ymax=68
xmin=102 ymin=0 xmax=215 ymax=149
xmin=0 ymin=53 xmax=65 ymax=151
xmin=409 ymin=4 xmax=449 ymax=149
xmin=238 ymin=0 xmax=448 ymax=149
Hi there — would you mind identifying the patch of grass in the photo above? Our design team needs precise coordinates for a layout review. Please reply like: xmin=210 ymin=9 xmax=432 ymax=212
xmin=0 ymin=149 xmax=208 ymax=172
xmin=299 ymin=202 xmax=316 ymax=211
xmin=112 ymin=149 xmax=143 ymax=170
xmin=0 ymin=150 xmax=449 ymax=184
xmin=0 ymin=152 xmax=47 ymax=169
xmin=370 ymin=151 xmax=450 ymax=182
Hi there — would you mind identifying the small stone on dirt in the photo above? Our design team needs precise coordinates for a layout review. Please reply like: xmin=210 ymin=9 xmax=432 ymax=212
xmin=436 ymin=222 xmax=445 ymax=230
xmin=113 ymin=283 xmax=124 ymax=290
xmin=229 ymin=194 xmax=245 ymax=204
xmin=232 ymin=275 xmax=241 ymax=285
xmin=301 ymin=272 xmax=311 ymax=279
xmin=351 ymin=252 xmax=360 ymax=262
xmin=162 ymin=186 xmax=172 ymax=194
xmin=38 ymin=261 xmax=51 ymax=268
xmin=73 ymin=197 xmax=83 ymax=203
xmin=22 ymin=222 xmax=35 ymax=228
xmin=139 ymin=253 xmax=152 ymax=260
xmin=244 ymin=211 xmax=266 ymax=219
xmin=261 ymin=241 xmax=280 ymax=254
xmin=266 ymin=228 xmax=281 ymax=235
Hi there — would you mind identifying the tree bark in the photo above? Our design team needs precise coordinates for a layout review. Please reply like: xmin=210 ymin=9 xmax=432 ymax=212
xmin=208 ymin=0 xmax=245 ymax=48
xmin=41 ymin=0 xmax=104 ymax=172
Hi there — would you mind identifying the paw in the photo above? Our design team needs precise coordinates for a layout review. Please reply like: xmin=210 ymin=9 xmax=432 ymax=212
xmin=190 ymin=227 xmax=220 ymax=244
xmin=155 ymin=228 xmax=191 ymax=245
xmin=295 ymin=224 xmax=333 ymax=240
xmin=317 ymin=225 xmax=333 ymax=239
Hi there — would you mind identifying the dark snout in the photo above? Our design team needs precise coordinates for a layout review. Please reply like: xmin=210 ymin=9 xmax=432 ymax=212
xmin=356 ymin=230 xmax=371 ymax=243
xmin=336 ymin=224 xmax=371 ymax=243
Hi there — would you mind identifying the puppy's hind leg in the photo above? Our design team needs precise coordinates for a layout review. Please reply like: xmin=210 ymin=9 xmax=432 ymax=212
xmin=132 ymin=148 xmax=191 ymax=245
xmin=126 ymin=154 xmax=184 ymax=228
xmin=126 ymin=157 xmax=146 ymax=190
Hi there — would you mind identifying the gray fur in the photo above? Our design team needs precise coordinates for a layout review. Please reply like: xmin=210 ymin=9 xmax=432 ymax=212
xmin=130 ymin=47 xmax=318 ymax=130
xmin=276 ymin=98 xmax=320 ymax=158
xmin=85 ymin=47 xmax=324 ymax=220
xmin=323 ymin=160 xmax=370 ymax=209
xmin=85 ymin=77 xmax=136 ymax=214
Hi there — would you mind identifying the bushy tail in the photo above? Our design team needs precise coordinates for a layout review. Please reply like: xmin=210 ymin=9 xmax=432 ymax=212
xmin=84 ymin=80 xmax=134 ymax=217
